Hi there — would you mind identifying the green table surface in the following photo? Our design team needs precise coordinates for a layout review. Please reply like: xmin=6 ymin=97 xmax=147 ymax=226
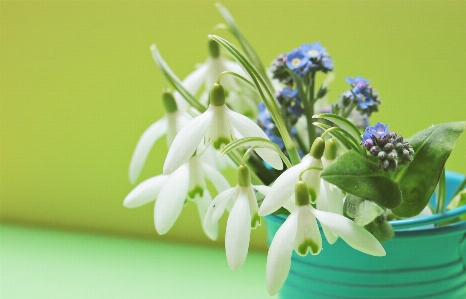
xmin=0 ymin=224 xmax=276 ymax=299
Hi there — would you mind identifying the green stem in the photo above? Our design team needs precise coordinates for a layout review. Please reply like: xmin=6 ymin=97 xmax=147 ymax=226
xmin=292 ymin=71 xmax=316 ymax=153
xmin=217 ymin=71 xmax=255 ymax=88
xmin=436 ymin=168 xmax=446 ymax=216
xmin=342 ymin=102 xmax=356 ymax=118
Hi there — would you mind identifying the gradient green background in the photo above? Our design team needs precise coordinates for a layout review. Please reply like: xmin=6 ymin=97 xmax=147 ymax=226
xmin=2 ymin=0 xmax=465 ymax=253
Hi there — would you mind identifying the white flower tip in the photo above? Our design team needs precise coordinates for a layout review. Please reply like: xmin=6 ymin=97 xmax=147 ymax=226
xmin=228 ymin=259 xmax=245 ymax=272
xmin=154 ymin=218 xmax=171 ymax=235
xmin=149 ymin=44 xmax=156 ymax=51
xmin=258 ymin=201 xmax=277 ymax=217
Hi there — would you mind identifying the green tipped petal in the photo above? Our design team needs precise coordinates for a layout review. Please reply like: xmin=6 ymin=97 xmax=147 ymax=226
xmin=162 ymin=91 xmax=178 ymax=113
xmin=208 ymin=39 xmax=220 ymax=58
xmin=310 ymin=137 xmax=325 ymax=159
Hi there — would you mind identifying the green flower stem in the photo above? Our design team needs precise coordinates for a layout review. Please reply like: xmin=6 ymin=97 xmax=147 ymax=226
xmin=436 ymin=168 xmax=446 ymax=215
xmin=242 ymin=146 xmax=257 ymax=165
xmin=150 ymin=44 xmax=206 ymax=113
xmin=342 ymin=102 xmax=356 ymax=118
xmin=228 ymin=150 xmax=264 ymax=185
xmin=291 ymin=71 xmax=316 ymax=153
xmin=299 ymin=166 xmax=323 ymax=181
xmin=209 ymin=35 xmax=300 ymax=165
xmin=216 ymin=71 xmax=255 ymax=88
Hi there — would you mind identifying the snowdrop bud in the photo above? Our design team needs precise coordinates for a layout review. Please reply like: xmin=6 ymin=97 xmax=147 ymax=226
xmin=208 ymin=39 xmax=220 ymax=58
xmin=324 ymin=138 xmax=337 ymax=161
xmin=237 ymin=165 xmax=251 ymax=187
xmin=162 ymin=91 xmax=178 ymax=113
xmin=310 ymin=137 xmax=325 ymax=159
xmin=210 ymin=83 xmax=225 ymax=106
xmin=295 ymin=181 xmax=310 ymax=206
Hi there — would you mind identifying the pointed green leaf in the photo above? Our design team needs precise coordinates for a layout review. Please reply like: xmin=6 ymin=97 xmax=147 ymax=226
xmin=215 ymin=3 xmax=273 ymax=92
xmin=321 ymin=151 xmax=402 ymax=208
xmin=392 ymin=122 xmax=466 ymax=217
xmin=209 ymin=35 xmax=300 ymax=165
xmin=220 ymin=137 xmax=291 ymax=168
xmin=313 ymin=113 xmax=363 ymax=143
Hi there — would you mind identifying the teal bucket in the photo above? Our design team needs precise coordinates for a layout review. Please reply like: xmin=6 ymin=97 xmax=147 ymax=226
xmin=264 ymin=171 xmax=466 ymax=299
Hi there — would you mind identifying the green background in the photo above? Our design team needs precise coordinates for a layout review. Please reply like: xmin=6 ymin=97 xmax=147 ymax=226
xmin=2 ymin=0 xmax=466 ymax=253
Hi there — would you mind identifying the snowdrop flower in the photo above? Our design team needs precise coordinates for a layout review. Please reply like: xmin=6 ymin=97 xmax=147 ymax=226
xmin=163 ymin=83 xmax=283 ymax=175
xmin=204 ymin=165 xmax=269 ymax=270
xmin=266 ymin=181 xmax=386 ymax=296
xmin=258 ymin=137 xmax=326 ymax=216
xmin=128 ymin=91 xmax=190 ymax=184
xmin=166 ymin=40 xmax=258 ymax=116
xmin=124 ymin=155 xmax=230 ymax=240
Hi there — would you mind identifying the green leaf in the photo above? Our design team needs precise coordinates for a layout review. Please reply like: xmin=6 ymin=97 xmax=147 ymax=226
xmin=150 ymin=44 xmax=206 ymax=113
xmin=220 ymin=137 xmax=292 ymax=168
xmin=209 ymin=35 xmax=301 ymax=165
xmin=392 ymin=122 xmax=466 ymax=217
xmin=321 ymin=151 xmax=402 ymax=209
xmin=215 ymin=3 xmax=273 ymax=92
xmin=446 ymin=190 xmax=466 ymax=220
xmin=313 ymin=113 xmax=363 ymax=143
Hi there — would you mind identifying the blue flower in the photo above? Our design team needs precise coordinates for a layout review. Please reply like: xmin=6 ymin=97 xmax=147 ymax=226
xmin=345 ymin=76 xmax=370 ymax=86
xmin=320 ymin=55 xmax=333 ymax=72
xmin=300 ymin=42 xmax=326 ymax=59
xmin=368 ymin=122 xmax=389 ymax=139
xmin=278 ymin=88 xmax=303 ymax=118
xmin=286 ymin=49 xmax=309 ymax=70
xmin=257 ymin=103 xmax=275 ymax=130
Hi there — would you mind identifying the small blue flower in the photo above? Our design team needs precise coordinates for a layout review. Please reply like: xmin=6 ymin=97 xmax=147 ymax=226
xmin=369 ymin=122 xmax=389 ymax=139
xmin=320 ymin=55 xmax=333 ymax=72
xmin=361 ymin=128 xmax=374 ymax=143
xmin=265 ymin=129 xmax=285 ymax=150
xmin=286 ymin=49 xmax=309 ymax=70
xmin=257 ymin=103 xmax=275 ymax=130
xmin=300 ymin=42 xmax=326 ymax=59
xmin=278 ymin=88 xmax=303 ymax=118
xmin=345 ymin=76 xmax=370 ymax=86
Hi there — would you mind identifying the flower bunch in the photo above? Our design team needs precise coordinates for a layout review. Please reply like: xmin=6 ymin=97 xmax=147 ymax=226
xmin=123 ymin=4 xmax=465 ymax=297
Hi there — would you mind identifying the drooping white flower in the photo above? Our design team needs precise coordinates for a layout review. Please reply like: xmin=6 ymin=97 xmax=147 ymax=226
xmin=163 ymin=83 xmax=282 ymax=175
xmin=124 ymin=155 xmax=230 ymax=240
xmin=204 ymin=165 xmax=268 ymax=271
xmin=266 ymin=181 xmax=386 ymax=296
xmin=258 ymin=137 xmax=326 ymax=216
xmin=168 ymin=40 xmax=258 ymax=116
xmin=128 ymin=92 xmax=191 ymax=184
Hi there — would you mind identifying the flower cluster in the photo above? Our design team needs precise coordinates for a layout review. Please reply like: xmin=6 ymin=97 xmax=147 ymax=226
xmin=362 ymin=122 xmax=414 ymax=171
xmin=124 ymin=7 xmax=465 ymax=297
xmin=340 ymin=76 xmax=381 ymax=116
xmin=270 ymin=42 xmax=333 ymax=83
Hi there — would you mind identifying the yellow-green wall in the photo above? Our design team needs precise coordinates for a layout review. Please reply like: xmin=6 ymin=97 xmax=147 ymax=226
xmin=1 ymin=0 xmax=465 ymax=251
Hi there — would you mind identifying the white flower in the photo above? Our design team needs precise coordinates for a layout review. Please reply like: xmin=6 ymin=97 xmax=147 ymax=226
xmin=204 ymin=166 xmax=269 ymax=271
xmin=163 ymin=83 xmax=282 ymax=175
xmin=265 ymin=182 xmax=386 ymax=296
xmin=128 ymin=92 xmax=190 ymax=184
xmin=168 ymin=40 xmax=258 ymax=116
xmin=258 ymin=154 xmax=322 ymax=216
xmin=124 ymin=155 xmax=230 ymax=240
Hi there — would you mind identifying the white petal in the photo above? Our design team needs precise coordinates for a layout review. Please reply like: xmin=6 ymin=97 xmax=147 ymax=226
xmin=246 ymin=186 xmax=261 ymax=229
xmin=124 ymin=175 xmax=167 ymax=208
xmin=324 ymin=181 xmax=344 ymax=215
xmin=182 ymin=60 xmax=210 ymax=94
xmin=204 ymin=187 xmax=236 ymax=227
xmin=311 ymin=207 xmax=386 ymax=256
xmin=226 ymin=108 xmax=283 ymax=170
xmin=266 ymin=211 xmax=298 ymax=296
xmin=225 ymin=187 xmax=251 ymax=271
xmin=259 ymin=161 xmax=307 ymax=216
xmin=208 ymin=105 xmax=234 ymax=149
xmin=223 ymin=59 xmax=248 ymax=77
xmin=201 ymin=162 xmax=230 ymax=193
xmin=316 ymin=181 xmax=338 ymax=244
xmin=252 ymin=185 xmax=270 ymax=196
xmin=154 ymin=164 xmax=189 ymax=235
xmin=301 ymin=158 xmax=323 ymax=202
xmin=129 ymin=117 xmax=167 ymax=184
xmin=282 ymin=196 xmax=296 ymax=214
xmin=166 ymin=111 xmax=191 ymax=146
xmin=163 ymin=109 xmax=213 ymax=175
xmin=195 ymin=190 xmax=218 ymax=241
xmin=294 ymin=206 xmax=322 ymax=255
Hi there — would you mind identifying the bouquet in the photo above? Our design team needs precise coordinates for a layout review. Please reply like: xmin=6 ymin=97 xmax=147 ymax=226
xmin=123 ymin=4 xmax=466 ymax=296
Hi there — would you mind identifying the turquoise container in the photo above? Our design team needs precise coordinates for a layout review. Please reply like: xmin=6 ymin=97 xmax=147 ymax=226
xmin=264 ymin=171 xmax=466 ymax=299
